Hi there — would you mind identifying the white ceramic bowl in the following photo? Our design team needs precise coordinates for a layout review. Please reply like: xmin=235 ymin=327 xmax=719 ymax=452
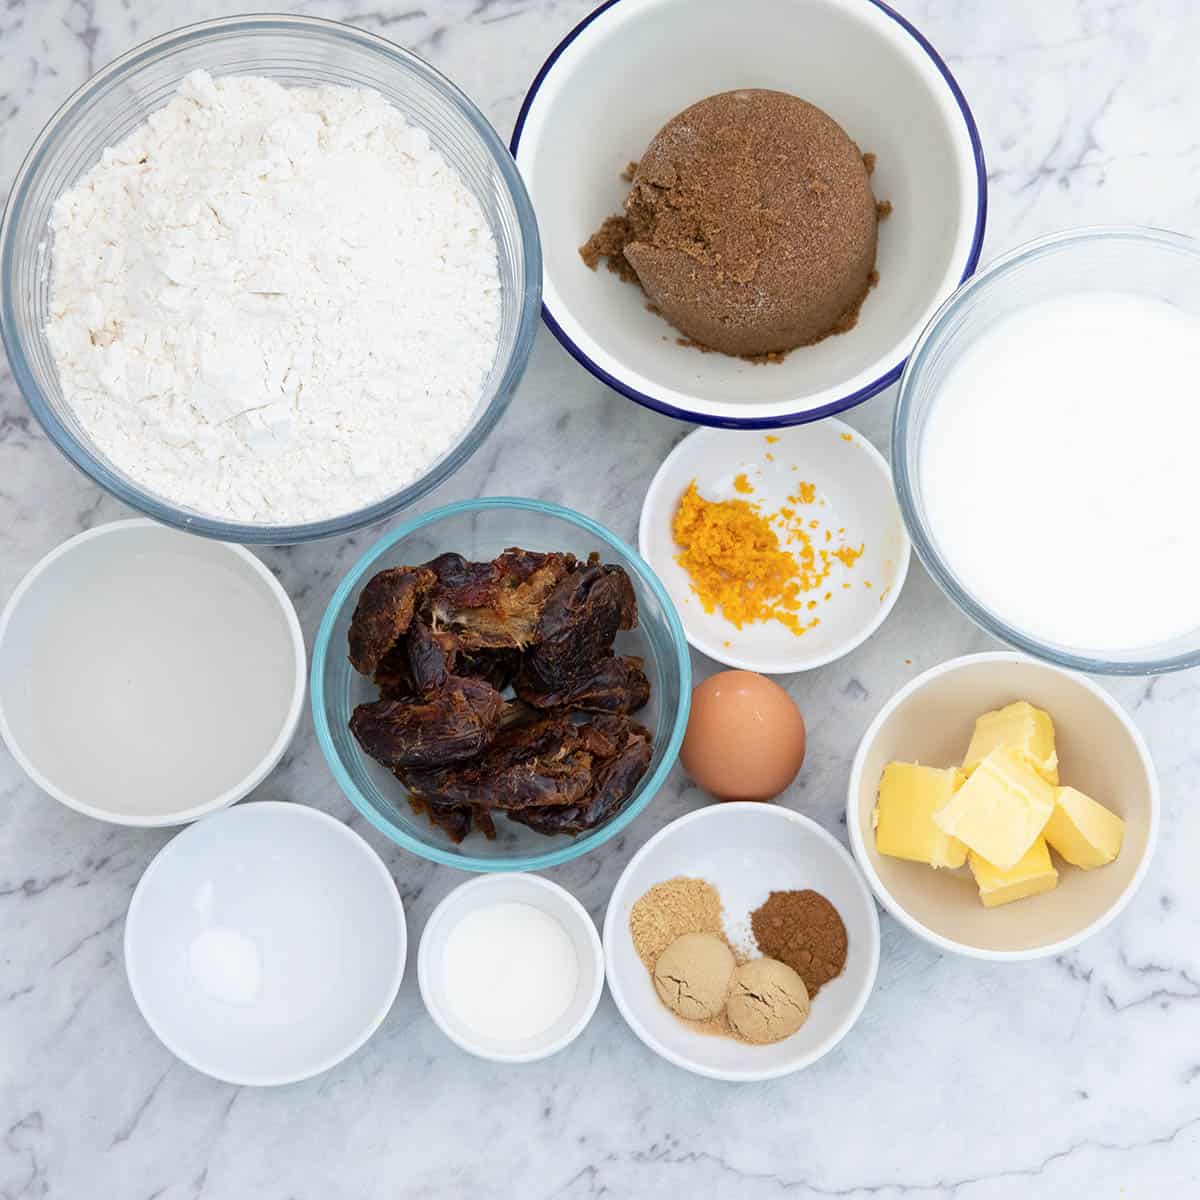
xmin=847 ymin=652 xmax=1159 ymax=961
xmin=0 ymin=520 xmax=305 ymax=826
xmin=124 ymin=801 xmax=407 ymax=1086
xmin=640 ymin=421 xmax=909 ymax=672
xmin=418 ymin=873 xmax=604 ymax=1063
xmin=512 ymin=0 xmax=986 ymax=426
xmin=603 ymin=803 xmax=879 ymax=1081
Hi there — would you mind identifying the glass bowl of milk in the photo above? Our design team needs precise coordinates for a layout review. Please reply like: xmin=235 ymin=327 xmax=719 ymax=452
xmin=894 ymin=226 xmax=1200 ymax=674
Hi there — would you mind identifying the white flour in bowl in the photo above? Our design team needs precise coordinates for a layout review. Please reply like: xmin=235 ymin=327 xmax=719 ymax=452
xmin=46 ymin=70 xmax=501 ymax=525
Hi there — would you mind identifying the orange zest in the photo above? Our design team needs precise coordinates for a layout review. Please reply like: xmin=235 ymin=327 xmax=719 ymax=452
xmin=671 ymin=477 xmax=866 ymax=638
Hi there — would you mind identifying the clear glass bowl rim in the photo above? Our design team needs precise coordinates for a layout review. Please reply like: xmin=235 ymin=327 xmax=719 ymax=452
xmin=310 ymin=496 xmax=694 ymax=872
xmin=0 ymin=13 xmax=543 ymax=544
xmin=893 ymin=223 xmax=1200 ymax=676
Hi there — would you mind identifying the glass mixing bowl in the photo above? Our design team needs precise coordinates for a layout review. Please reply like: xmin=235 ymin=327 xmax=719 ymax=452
xmin=894 ymin=226 xmax=1200 ymax=675
xmin=312 ymin=498 xmax=692 ymax=872
xmin=0 ymin=15 xmax=541 ymax=544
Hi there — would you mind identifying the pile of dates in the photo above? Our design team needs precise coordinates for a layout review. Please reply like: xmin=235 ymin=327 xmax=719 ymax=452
xmin=347 ymin=547 xmax=653 ymax=843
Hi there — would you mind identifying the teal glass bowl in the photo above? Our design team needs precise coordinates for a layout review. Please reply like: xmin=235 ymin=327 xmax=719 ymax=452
xmin=312 ymin=498 xmax=692 ymax=872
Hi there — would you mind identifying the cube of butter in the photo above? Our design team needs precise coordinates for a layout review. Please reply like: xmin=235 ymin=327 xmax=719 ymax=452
xmin=933 ymin=746 xmax=1056 ymax=869
xmin=1043 ymin=786 xmax=1125 ymax=869
xmin=969 ymin=838 xmax=1059 ymax=908
xmin=874 ymin=762 xmax=968 ymax=869
xmin=963 ymin=700 xmax=1059 ymax=784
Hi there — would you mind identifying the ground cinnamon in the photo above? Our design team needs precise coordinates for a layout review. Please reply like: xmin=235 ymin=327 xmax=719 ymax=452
xmin=671 ymin=477 xmax=865 ymax=639
xmin=750 ymin=889 xmax=847 ymax=997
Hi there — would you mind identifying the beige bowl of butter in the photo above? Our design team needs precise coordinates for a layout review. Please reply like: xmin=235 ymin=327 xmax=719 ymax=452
xmin=846 ymin=652 xmax=1158 ymax=960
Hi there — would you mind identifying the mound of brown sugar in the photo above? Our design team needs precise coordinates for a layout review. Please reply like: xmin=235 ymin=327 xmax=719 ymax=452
xmin=579 ymin=89 xmax=884 ymax=358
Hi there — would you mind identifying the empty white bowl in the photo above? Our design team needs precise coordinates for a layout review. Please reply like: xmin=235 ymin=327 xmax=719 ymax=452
xmin=847 ymin=652 xmax=1159 ymax=960
xmin=418 ymin=873 xmax=604 ymax=1063
xmin=639 ymin=421 xmax=909 ymax=672
xmin=603 ymin=803 xmax=880 ymax=1081
xmin=512 ymin=0 xmax=986 ymax=426
xmin=0 ymin=520 xmax=305 ymax=825
xmin=124 ymin=801 xmax=406 ymax=1086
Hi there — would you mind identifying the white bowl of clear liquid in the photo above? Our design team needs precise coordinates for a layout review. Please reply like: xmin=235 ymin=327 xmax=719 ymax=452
xmin=0 ymin=519 xmax=305 ymax=825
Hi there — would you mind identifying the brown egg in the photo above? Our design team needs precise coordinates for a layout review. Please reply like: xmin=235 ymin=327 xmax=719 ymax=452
xmin=680 ymin=670 xmax=806 ymax=801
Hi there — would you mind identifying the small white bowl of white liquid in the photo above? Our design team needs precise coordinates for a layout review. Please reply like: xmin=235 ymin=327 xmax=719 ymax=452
xmin=0 ymin=519 xmax=305 ymax=824
xmin=418 ymin=873 xmax=604 ymax=1063
xmin=895 ymin=226 xmax=1200 ymax=674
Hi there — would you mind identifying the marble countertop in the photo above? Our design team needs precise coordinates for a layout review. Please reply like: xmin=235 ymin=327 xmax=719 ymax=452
xmin=3 ymin=1 xmax=1200 ymax=1196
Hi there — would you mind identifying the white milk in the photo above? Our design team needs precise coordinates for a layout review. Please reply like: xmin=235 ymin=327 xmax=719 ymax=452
xmin=920 ymin=291 xmax=1200 ymax=651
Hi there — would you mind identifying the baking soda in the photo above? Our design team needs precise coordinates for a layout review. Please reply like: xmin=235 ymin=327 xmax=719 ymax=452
xmin=442 ymin=902 xmax=579 ymax=1042
xmin=920 ymin=291 xmax=1200 ymax=651
xmin=188 ymin=926 xmax=262 ymax=1007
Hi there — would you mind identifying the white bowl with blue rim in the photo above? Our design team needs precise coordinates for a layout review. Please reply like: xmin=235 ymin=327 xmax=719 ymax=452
xmin=511 ymin=0 xmax=986 ymax=427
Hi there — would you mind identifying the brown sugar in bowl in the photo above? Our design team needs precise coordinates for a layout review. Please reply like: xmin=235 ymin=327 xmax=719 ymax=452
xmin=511 ymin=0 xmax=987 ymax=426
xmin=600 ymin=89 xmax=881 ymax=358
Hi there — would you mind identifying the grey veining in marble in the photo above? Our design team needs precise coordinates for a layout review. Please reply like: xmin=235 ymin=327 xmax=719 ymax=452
xmin=3 ymin=1 xmax=1200 ymax=1196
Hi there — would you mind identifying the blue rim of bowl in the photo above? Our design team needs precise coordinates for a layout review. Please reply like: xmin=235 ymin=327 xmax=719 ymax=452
xmin=311 ymin=496 xmax=693 ymax=872
xmin=509 ymin=0 xmax=988 ymax=429
xmin=893 ymin=224 xmax=1200 ymax=676
xmin=0 ymin=14 xmax=542 ymax=545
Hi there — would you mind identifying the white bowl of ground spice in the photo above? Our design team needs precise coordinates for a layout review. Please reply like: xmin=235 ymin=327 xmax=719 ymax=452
xmin=603 ymin=803 xmax=880 ymax=1081
xmin=511 ymin=0 xmax=986 ymax=427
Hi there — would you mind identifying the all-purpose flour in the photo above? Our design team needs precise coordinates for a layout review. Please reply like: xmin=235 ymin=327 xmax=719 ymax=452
xmin=47 ymin=71 xmax=501 ymax=524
